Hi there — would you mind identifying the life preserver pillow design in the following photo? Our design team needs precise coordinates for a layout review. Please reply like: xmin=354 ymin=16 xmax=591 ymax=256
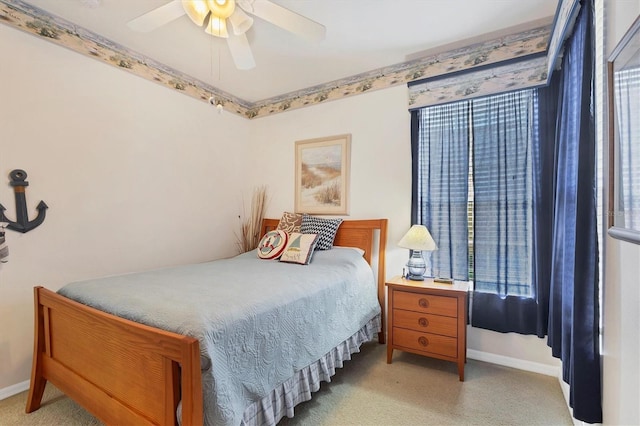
xmin=257 ymin=230 xmax=289 ymax=260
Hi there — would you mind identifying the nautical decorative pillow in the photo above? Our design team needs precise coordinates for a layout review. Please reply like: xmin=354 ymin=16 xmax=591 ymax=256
xmin=276 ymin=211 xmax=303 ymax=233
xmin=257 ymin=230 xmax=289 ymax=260
xmin=279 ymin=232 xmax=319 ymax=265
xmin=300 ymin=215 xmax=343 ymax=250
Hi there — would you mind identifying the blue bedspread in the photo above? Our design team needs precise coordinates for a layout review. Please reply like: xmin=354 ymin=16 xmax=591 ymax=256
xmin=58 ymin=247 xmax=381 ymax=425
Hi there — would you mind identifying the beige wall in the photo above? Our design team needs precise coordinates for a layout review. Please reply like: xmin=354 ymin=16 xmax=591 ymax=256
xmin=603 ymin=1 xmax=640 ymax=424
xmin=7 ymin=2 xmax=625 ymax=410
xmin=0 ymin=24 xmax=250 ymax=390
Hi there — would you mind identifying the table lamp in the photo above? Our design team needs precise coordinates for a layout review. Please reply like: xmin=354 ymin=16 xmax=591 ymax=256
xmin=398 ymin=224 xmax=437 ymax=281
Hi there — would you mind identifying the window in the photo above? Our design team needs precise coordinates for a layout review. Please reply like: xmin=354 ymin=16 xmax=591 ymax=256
xmin=415 ymin=89 xmax=535 ymax=297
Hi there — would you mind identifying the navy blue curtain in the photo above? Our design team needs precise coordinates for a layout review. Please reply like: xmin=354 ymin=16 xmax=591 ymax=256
xmin=410 ymin=104 xmax=469 ymax=280
xmin=542 ymin=1 xmax=602 ymax=422
xmin=529 ymin=73 xmax=560 ymax=338
xmin=472 ymin=92 xmax=533 ymax=296
xmin=410 ymin=111 xmax=420 ymax=225
xmin=410 ymin=2 xmax=601 ymax=419
xmin=470 ymin=91 xmax=539 ymax=333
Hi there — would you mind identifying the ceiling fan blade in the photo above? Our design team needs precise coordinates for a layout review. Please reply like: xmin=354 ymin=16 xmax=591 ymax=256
xmin=227 ymin=33 xmax=256 ymax=70
xmin=127 ymin=0 xmax=186 ymax=33
xmin=248 ymin=0 xmax=326 ymax=42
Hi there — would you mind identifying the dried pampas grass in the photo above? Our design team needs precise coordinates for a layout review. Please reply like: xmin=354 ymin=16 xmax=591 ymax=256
xmin=236 ymin=186 xmax=268 ymax=254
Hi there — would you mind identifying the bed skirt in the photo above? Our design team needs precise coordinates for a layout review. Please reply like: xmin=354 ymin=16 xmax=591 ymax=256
xmin=240 ymin=314 xmax=381 ymax=426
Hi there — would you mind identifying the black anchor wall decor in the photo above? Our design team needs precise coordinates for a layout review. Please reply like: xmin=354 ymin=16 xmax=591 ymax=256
xmin=0 ymin=169 xmax=48 ymax=233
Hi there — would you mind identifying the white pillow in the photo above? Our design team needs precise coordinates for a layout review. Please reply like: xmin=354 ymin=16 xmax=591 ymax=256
xmin=279 ymin=233 xmax=319 ymax=265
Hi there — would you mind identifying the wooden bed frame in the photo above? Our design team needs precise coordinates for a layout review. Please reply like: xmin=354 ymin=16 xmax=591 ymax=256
xmin=26 ymin=218 xmax=387 ymax=425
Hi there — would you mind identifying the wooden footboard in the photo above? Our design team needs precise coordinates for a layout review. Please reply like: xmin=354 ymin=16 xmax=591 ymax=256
xmin=26 ymin=286 xmax=203 ymax=425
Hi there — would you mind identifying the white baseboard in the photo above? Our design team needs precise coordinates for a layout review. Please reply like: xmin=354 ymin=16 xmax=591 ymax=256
xmin=467 ymin=349 xmax=560 ymax=377
xmin=0 ymin=380 xmax=29 ymax=401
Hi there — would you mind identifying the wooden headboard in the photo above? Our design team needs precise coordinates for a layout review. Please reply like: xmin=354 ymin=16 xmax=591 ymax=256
xmin=261 ymin=218 xmax=388 ymax=344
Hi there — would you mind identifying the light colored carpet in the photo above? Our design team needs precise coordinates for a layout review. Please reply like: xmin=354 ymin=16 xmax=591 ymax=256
xmin=0 ymin=342 xmax=572 ymax=425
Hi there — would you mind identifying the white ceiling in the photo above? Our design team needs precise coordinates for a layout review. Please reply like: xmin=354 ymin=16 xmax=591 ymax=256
xmin=22 ymin=0 xmax=560 ymax=103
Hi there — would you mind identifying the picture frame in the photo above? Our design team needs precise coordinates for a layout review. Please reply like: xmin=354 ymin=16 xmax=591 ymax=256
xmin=295 ymin=134 xmax=351 ymax=215
xmin=608 ymin=15 xmax=640 ymax=244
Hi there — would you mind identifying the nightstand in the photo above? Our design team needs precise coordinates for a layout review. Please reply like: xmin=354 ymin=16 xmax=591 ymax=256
xmin=386 ymin=275 xmax=469 ymax=381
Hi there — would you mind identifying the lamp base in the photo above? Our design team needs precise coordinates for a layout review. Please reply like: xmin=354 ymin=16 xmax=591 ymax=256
xmin=406 ymin=273 xmax=425 ymax=281
xmin=406 ymin=250 xmax=426 ymax=281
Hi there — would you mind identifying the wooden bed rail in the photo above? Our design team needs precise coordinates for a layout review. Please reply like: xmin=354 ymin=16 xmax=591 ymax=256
xmin=261 ymin=218 xmax=388 ymax=344
xmin=26 ymin=286 xmax=203 ymax=425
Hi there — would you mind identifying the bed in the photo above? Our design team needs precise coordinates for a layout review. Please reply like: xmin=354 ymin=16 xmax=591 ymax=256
xmin=25 ymin=218 xmax=387 ymax=425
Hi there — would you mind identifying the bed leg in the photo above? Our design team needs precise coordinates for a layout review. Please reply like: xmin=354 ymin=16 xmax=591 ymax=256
xmin=179 ymin=342 xmax=204 ymax=426
xmin=377 ymin=309 xmax=385 ymax=344
xmin=26 ymin=287 xmax=47 ymax=413
xmin=25 ymin=374 xmax=47 ymax=413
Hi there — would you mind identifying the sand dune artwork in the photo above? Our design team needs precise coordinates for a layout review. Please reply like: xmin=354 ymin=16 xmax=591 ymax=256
xmin=295 ymin=135 xmax=351 ymax=215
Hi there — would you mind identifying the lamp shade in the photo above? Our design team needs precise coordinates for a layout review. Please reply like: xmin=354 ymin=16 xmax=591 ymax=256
xmin=398 ymin=225 xmax=437 ymax=251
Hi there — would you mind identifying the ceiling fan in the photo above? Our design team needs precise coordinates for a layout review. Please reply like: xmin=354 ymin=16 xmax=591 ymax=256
xmin=127 ymin=0 xmax=326 ymax=70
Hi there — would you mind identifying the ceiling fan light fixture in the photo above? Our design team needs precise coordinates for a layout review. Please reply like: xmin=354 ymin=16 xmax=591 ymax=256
xmin=129 ymin=0 xmax=326 ymax=71
xmin=207 ymin=0 xmax=235 ymax=19
xmin=181 ymin=0 xmax=209 ymax=26
xmin=205 ymin=16 xmax=229 ymax=38
xmin=229 ymin=8 xmax=253 ymax=35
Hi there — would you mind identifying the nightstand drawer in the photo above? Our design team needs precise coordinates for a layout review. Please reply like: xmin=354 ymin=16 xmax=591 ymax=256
xmin=392 ymin=327 xmax=457 ymax=358
xmin=393 ymin=291 xmax=457 ymax=317
xmin=386 ymin=276 xmax=469 ymax=380
xmin=393 ymin=309 xmax=457 ymax=337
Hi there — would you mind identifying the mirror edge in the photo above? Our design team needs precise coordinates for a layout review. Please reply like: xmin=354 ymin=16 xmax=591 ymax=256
xmin=607 ymin=14 xmax=640 ymax=244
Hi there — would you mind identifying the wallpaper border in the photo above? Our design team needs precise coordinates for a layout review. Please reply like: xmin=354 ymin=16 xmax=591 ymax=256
xmin=408 ymin=54 xmax=549 ymax=109
xmin=1 ymin=0 xmax=572 ymax=119
xmin=408 ymin=0 xmax=579 ymax=109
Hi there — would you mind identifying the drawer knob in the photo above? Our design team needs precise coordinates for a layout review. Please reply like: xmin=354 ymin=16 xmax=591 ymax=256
xmin=418 ymin=336 xmax=429 ymax=347
xmin=418 ymin=317 xmax=429 ymax=327
xmin=418 ymin=298 xmax=429 ymax=308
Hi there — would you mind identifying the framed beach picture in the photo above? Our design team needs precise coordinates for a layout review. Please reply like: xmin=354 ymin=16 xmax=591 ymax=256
xmin=295 ymin=134 xmax=351 ymax=215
